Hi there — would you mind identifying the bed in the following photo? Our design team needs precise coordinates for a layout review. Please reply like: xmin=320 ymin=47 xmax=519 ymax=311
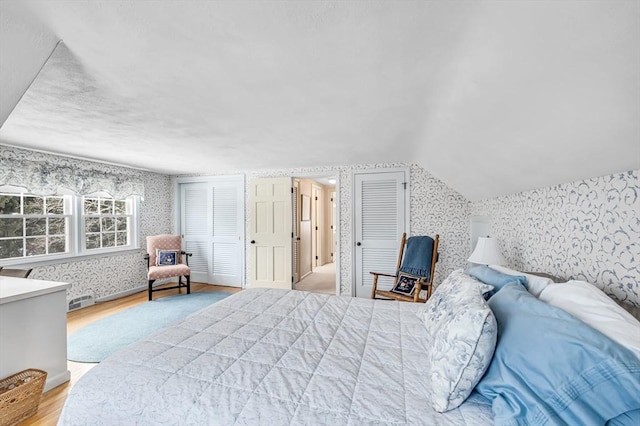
xmin=59 ymin=288 xmax=493 ymax=425
xmin=59 ymin=268 xmax=640 ymax=426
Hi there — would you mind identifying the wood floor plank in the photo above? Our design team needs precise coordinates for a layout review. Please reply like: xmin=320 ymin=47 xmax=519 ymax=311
xmin=17 ymin=283 xmax=241 ymax=425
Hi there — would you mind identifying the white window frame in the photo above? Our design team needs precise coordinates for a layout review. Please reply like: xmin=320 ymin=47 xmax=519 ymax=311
xmin=78 ymin=195 xmax=139 ymax=254
xmin=0 ymin=191 xmax=140 ymax=268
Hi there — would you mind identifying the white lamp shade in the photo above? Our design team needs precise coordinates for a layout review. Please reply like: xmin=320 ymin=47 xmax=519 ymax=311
xmin=468 ymin=237 xmax=506 ymax=265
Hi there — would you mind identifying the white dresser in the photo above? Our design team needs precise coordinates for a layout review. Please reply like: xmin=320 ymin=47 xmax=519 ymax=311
xmin=0 ymin=276 xmax=71 ymax=392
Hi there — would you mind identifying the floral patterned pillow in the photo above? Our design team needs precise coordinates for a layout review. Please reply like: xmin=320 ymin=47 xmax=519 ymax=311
xmin=422 ymin=269 xmax=497 ymax=412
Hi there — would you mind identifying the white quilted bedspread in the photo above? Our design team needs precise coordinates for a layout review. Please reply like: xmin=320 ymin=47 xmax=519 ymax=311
xmin=59 ymin=289 xmax=493 ymax=425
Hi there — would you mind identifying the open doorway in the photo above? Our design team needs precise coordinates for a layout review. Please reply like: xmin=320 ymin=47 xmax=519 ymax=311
xmin=292 ymin=175 xmax=338 ymax=295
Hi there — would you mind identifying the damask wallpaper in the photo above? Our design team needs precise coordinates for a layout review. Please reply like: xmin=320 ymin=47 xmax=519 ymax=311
xmin=0 ymin=145 xmax=172 ymax=301
xmin=239 ymin=163 xmax=471 ymax=296
xmin=472 ymin=170 xmax=640 ymax=307
xmin=8 ymin=144 xmax=635 ymax=308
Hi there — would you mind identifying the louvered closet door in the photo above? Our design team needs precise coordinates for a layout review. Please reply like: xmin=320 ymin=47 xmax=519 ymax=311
xmin=211 ymin=181 xmax=243 ymax=287
xmin=354 ymin=170 xmax=408 ymax=298
xmin=180 ymin=177 xmax=244 ymax=287
xmin=181 ymin=183 xmax=210 ymax=283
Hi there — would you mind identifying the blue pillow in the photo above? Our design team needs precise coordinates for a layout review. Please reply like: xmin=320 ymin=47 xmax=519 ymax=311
xmin=467 ymin=265 xmax=526 ymax=294
xmin=475 ymin=283 xmax=640 ymax=425
xmin=607 ymin=409 xmax=640 ymax=426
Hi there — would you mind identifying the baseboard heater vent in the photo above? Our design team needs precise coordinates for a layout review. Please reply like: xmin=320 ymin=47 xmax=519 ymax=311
xmin=68 ymin=294 xmax=95 ymax=312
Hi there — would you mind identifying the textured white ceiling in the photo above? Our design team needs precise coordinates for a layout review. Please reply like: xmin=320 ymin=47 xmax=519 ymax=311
xmin=1 ymin=0 xmax=638 ymax=200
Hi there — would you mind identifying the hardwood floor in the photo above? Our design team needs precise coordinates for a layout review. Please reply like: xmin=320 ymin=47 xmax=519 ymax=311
xmin=19 ymin=283 xmax=241 ymax=425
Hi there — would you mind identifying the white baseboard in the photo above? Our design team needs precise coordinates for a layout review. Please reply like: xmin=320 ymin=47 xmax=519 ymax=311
xmin=44 ymin=369 xmax=71 ymax=392
xmin=300 ymin=271 xmax=312 ymax=280
xmin=95 ymin=279 xmax=172 ymax=303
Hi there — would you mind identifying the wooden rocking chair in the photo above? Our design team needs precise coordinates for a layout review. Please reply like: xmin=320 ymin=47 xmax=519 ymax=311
xmin=370 ymin=233 xmax=439 ymax=303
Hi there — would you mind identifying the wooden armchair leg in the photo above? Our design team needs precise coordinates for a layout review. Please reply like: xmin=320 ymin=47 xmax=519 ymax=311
xmin=414 ymin=282 xmax=422 ymax=303
xmin=186 ymin=275 xmax=191 ymax=294
xmin=370 ymin=274 xmax=379 ymax=299
xmin=148 ymin=279 xmax=155 ymax=301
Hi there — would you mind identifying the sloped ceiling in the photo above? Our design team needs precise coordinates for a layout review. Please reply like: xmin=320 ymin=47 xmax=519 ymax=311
xmin=0 ymin=0 xmax=638 ymax=201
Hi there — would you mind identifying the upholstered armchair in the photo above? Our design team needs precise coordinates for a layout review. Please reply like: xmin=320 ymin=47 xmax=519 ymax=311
xmin=144 ymin=234 xmax=192 ymax=300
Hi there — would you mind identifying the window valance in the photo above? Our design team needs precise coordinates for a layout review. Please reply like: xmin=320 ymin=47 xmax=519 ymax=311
xmin=0 ymin=150 xmax=145 ymax=200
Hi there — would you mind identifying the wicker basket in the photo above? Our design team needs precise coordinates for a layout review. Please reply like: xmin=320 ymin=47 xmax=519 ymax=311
xmin=0 ymin=369 xmax=47 ymax=426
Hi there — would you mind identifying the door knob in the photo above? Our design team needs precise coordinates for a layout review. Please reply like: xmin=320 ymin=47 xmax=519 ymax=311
xmin=356 ymin=242 xmax=361 ymax=246
xmin=250 ymin=240 xmax=256 ymax=244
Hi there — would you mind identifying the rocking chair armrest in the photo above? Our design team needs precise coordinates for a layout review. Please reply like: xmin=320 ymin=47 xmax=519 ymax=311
xmin=369 ymin=272 xmax=396 ymax=278
xmin=370 ymin=272 xmax=398 ymax=299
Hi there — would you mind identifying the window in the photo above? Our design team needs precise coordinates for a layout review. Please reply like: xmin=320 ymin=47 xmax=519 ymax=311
xmin=0 ymin=194 xmax=70 ymax=260
xmin=83 ymin=197 xmax=133 ymax=250
xmin=0 ymin=192 xmax=138 ymax=264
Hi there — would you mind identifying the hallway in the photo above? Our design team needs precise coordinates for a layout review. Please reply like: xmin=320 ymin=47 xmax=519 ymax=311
xmin=294 ymin=262 xmax=336 ymax=295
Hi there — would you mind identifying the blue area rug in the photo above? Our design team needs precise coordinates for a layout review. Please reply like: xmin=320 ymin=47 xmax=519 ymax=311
xmin=68 ymin=291 xmax=231 ymax=363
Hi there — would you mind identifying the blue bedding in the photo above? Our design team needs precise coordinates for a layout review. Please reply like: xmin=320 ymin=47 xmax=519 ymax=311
xmin=475 ymin=283 xmax=640 ymax=425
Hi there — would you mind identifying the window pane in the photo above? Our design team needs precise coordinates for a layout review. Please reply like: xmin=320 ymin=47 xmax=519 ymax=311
xmin=49 ymin=218 xmax=66 ymax=235
xmin=86 ymin=233 xmax=100 ymax=249
xmin=115 ymin=200 xmax=127 ymax=215
xmin=101 ymin=232 xmax=115 ymax=248
xmin=48 ymin=236 xmax=66 ymax=254
xmin=25 ymin=218 xmax=46 ymax=236
xmin=0 ymin=195 xmax=20 ymax=214
xmin=102 ymin=217 xmax=115 ymax=232
xmin=24 ymin=196 xmax=44 ymax=214
xmin=0 ymin=238 xmax=23 ymax=259
xmin=26 ymin=237 xmax=47 ymax=256
xmin=84 ymin=198 xmax=99 ymax=214
xmin=100 ymin=199 xmax=114 ymax=214
xmin=116 ymin=232 xmax=128 ymax=246
xmin=0 ymin=218 xmax=23 ymax=237
xmin=116 ymin=217 xmax=128 ymax=231
xmin=86 ymin=217 xmax=100 ymax=233
xmin=46 ymin=197 xmax=64 ymax=214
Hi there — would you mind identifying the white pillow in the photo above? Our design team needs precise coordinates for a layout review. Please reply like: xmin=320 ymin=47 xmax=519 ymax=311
xmin=538 ymin=280 xmax=640 ymax=360
xmin=422 ymin=269 xmax=497 ymax=412
xmin=489 ymin=265 xmax=553 ymax=297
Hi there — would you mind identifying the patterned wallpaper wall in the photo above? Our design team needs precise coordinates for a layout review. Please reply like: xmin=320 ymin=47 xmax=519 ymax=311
xmin=7 ymin=144 xmax=636 ymax=308
xmin=6 ymin=142 xmax=636 ymax=308
xmin=409 ymin=165 xmax=471 ymax=289
xmin=471 ymin=169 xmax=640 ymax=307
xmin=219 ymin=162 xmax=471 ymax=296
xmin=1 ymin=146 xmax=172 ymax=301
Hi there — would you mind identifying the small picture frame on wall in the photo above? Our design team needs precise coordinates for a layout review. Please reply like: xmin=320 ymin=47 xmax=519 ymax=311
xmin=301 ymin=195 xmax=310 ymax=221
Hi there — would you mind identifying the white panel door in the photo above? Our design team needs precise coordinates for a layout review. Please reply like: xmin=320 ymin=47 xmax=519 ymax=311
xmin=354 ymin=170 xmax=408 ymax=298
xmin=250 ymin=177 xmax=293 ymax=289
xmin=181 ymin=183 xmax=210 ymax=283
